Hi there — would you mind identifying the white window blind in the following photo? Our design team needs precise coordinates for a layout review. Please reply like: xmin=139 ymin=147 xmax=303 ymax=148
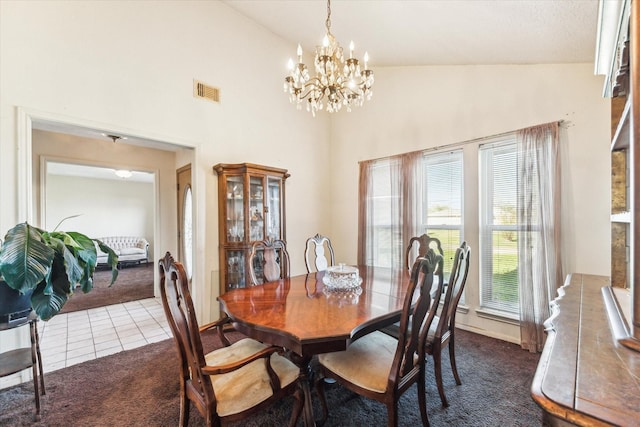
xmin=422 ymin=150 xmax=463 ymax=276
xmin=479 ymin=138 xmax=519 ymax=315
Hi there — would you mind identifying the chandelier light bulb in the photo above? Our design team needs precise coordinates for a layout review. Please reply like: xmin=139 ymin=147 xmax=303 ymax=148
xmin=283 ymin=0 xmax=374 ymax=116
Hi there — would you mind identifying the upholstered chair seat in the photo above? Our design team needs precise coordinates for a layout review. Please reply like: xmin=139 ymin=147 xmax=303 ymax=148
xmin=318 ymin=331 xmax=397 ymax=393
xmin=205 ymin=338 xmax=300 ymax=417
xmin=425 ymin=316 xmax=439 ymax=343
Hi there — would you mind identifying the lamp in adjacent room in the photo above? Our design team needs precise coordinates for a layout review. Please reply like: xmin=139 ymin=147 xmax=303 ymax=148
xmin=114 ymin=169 xmax=133 ymax=179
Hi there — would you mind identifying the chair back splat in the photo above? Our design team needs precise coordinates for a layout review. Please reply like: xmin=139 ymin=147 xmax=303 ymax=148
xmin=248 ymin=238 xmax=290 ymax=285
xmin=397 ymin=251 xmax=441 ymax=379
xmin=316 ymin=249 xmax=443 ymax=427
xmin=159 ymin=252 xmax=303 ymax=427
xmin=405 ymin=233 xmax=443 ymax=271
xmin=304 ymin=233 xmax=335 ymax=273
xmin=382 ymin=241 xmax=444 ymax=339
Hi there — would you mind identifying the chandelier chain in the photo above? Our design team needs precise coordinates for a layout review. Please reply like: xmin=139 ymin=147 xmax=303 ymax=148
xmin=325 ymin=0 xmax=332 ymax=33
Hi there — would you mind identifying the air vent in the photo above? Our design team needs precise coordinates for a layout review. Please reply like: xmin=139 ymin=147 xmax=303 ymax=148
xmin=193 ymin=80 xmax=220 ymax=103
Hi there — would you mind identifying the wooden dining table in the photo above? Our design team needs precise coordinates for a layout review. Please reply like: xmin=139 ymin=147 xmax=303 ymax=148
xmin=217 ymin=265 xmax=412 ymax=427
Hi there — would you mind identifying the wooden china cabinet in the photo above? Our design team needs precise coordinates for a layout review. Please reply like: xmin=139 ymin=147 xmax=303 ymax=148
xmin=604 ymin=0 xmax=640 ymax=351
xmin=531 ymin=2 xmax=640 ymax=425
xmin=213 ymin=163 xmax=289 ymax=294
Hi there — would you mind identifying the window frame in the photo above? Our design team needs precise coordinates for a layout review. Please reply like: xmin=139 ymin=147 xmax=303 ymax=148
xmin=420 ymin=149 xmax=464 ymax=281
xmin=478 ymin=137 xmax=520 ymax=317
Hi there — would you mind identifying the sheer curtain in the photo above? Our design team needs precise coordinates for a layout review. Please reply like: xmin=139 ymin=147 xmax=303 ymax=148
xmin=517 ymin=122 xmax=562 ymax=352
xmin=358 ymin=151 xmax=422 ymax=268
xmin=400 ymin=151 xmax=423 ymax=268
xmin=357 ymin=160 xmax=373 ymax=265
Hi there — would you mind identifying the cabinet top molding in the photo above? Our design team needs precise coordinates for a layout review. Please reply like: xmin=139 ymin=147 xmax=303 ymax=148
xmin=213 ymin=163 xmax=290 ymax=179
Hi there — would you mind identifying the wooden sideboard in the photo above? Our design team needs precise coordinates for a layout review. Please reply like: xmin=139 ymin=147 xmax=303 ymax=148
xmin=531 ymin=274 xmax=640 ymax=426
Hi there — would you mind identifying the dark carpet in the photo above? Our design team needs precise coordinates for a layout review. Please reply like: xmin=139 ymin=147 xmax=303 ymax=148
xmin=0 ymin=328 xmax=542 ymax=426
xmin=59 ymin=263 xmax=154 ymax=314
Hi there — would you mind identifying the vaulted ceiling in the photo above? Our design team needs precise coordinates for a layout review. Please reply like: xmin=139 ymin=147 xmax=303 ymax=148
xmin=33 ymin=0 xmax=604 ymax=156
xmin=223 ymin=0 xmax=600 ymax=67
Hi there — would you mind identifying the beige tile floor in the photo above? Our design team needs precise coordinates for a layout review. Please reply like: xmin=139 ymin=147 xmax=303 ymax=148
xmin=37 ymin=298 xmax=171 ymax=373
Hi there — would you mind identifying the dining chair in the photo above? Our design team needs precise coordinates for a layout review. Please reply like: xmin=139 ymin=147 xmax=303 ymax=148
xmin=423 ymin=241 xmax=471 ymax=408
xmin=158 ymin=252 xmax=303 ymax=427
xmin=315 ymin=250 xmax=443 ymax=427
xmin=304 ymin=233 xmax=335 ymax=273
xmin=248 ymin=238 xmax=290 ymax=285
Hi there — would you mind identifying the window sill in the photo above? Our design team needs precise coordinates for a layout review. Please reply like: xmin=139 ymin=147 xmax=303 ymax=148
xmin=475 ymin=307 xmax=520 ymax=326
xmin=436 ymin=301 xmax=469 ymax=315
xmin=456 ymin=303 xmax=470 ymax=315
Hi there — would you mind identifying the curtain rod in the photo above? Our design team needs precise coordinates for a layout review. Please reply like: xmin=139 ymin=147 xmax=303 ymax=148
xmin=358 ymin=120 xmax=566 ymax=164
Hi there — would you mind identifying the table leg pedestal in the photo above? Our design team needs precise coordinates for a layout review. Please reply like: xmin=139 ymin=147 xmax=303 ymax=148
xmin=289 ymin=353 xmax=316 ymax=427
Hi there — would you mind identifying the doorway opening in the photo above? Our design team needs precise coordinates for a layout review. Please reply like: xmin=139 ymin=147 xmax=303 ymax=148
xmin=19 ymin=112 xmax=198 ymax=373
xmin=44 ymin=160 xmax=156 ymax=313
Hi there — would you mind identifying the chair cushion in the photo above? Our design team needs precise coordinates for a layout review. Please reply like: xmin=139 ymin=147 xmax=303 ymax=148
xmin=118 ymin=247 xmax=146 ymax=256
xmin=318 ymin=331 xmax=398 ymax=393
xmin=205 ymin=338 xmax=299 ymax=417
xmin=425 ymin=315 xmax=439 ymax=345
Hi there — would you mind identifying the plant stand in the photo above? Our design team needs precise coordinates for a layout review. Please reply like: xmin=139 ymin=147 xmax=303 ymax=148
xmin=0 ymin=311 xmax=45 ymax=421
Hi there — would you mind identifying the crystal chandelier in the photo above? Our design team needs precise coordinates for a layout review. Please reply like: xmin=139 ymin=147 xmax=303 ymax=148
xmin=284 ymin=0 xmax=374 ymax=116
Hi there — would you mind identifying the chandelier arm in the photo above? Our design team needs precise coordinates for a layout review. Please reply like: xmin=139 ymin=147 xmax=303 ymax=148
xmin=301 ymin=76 xmax=325 ymax=91
xmin=315 ymin=90 xmax=326 ymax=104
xmin=296 ymin=80 xmax=328 ymax=101
xmin=297 ymin=86 xmax=320 ymax=101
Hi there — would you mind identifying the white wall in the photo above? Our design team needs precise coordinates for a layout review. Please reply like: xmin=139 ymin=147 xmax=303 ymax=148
xmin=0 ymin=1 xmax=330 ymax=388
xmin=329 ymin=64 xmax=610 ymax=342
xmin=45 ymin=175 xmax=154 ymax=251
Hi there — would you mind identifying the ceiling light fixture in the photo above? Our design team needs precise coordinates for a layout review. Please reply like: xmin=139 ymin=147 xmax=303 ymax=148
xmin=114 ymin=169 xmax=133 ymax=179
xmin=103 ymin=134 xmax=127 ymax=143
xmin=284 ymin=0 xmax=374 ymax=116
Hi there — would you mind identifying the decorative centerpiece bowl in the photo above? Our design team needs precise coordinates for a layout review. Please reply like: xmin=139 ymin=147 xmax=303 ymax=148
xmin=322 ymin=263 xmax=362 ymax=291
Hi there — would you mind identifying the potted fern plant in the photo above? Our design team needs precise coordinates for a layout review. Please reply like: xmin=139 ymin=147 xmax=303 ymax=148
xmin=0 ymin=220 xmax=119 ymax=321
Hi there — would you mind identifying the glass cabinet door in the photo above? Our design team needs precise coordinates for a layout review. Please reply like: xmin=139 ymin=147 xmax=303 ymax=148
xmin=249 ymin=176 xmax=264 ymax=242
xmin=225 ymin=176 xmax=244 ymax=242
xmin=225 ymin=250 xmax=246 ymax=289
xmin=266 ymin=176 xmax=283 ymax=240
